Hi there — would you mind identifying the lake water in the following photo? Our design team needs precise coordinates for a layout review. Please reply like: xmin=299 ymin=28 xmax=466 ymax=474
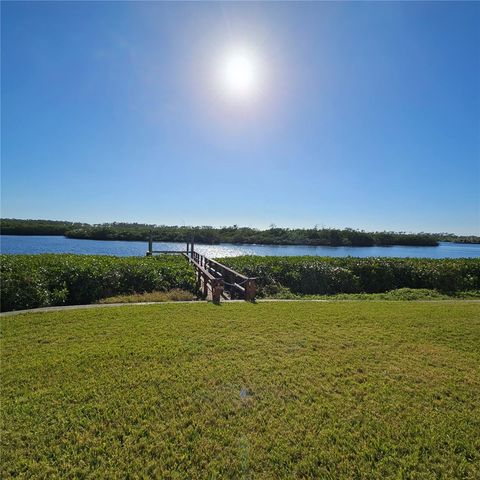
xmin=1 ymin=235 xmax=479 ymax=258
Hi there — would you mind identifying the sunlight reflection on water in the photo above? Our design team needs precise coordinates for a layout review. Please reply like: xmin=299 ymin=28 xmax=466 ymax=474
xmin=1 ymin=236 xmax=479 ymax=259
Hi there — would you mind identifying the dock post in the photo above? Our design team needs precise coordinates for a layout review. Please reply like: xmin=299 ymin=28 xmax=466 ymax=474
xmin=203 ymin=273 xmax=208 ymax=298
xmin=212 ymin=278 xmax=224 ymax=304
xmin=244 ymin=279 xmax=256 ymax=301
xmin=196 ymin=270 xmax=201 ymax=293
xmin=146 ymin=235 xmax=153 ymax=256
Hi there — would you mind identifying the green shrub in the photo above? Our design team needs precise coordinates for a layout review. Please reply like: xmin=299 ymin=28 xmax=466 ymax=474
xmin=382 ymin=288 xmax=446 ymax=300
xmin=0 ymin=254 xmax=196 ymax=311
xmin=280 ymin=262 xmax=360 ymax=294
xmin=2 ymin=254 xmax=479 ymax=310
xmin=218 ymin=256 xmax=480 ymax=297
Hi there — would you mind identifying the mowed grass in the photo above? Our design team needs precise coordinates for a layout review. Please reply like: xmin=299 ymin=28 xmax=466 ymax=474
xmin=1 ymin=302 xmax=479 ymax=479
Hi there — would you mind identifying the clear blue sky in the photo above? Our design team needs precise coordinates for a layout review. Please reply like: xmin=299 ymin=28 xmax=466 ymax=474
xmin=2 ymin=1 xmax=479 ymax=234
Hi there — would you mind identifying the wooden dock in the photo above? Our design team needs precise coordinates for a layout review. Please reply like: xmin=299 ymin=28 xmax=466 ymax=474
xmin=146 ymin=237 xmax=256 ymax=303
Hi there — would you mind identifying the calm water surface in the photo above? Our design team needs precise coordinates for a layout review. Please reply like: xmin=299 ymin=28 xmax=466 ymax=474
xmin=1 ymin=235 xmax=479 ymax=258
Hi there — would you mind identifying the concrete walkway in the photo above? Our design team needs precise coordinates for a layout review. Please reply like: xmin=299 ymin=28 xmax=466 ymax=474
xmin=0 ymin=299 xmax=328 ymax=317
xmin=0 ymin=300 xmax=215 ymax=317
xmin=1 ymin=299 xmax=478 ymax=317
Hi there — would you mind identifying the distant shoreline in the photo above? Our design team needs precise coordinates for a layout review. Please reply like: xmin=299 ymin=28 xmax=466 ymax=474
xmin=1 ymin=219 xmax=479 ymax=246
xmin=2 ymin=235 xmax=479 ymax=260
xmin=0 ymin=231 xmax=442 ymax=247
xmin=2 ymin=233 xmax=480 ymax=248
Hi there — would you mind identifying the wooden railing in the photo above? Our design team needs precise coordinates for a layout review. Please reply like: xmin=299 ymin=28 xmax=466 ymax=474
xmin=187 ymin=250 xmax=256 ymax=301
xmin=182 ymin=253 xmax=225 ymax=303
xmin=146 ymin=237 xmax=256 ymax=303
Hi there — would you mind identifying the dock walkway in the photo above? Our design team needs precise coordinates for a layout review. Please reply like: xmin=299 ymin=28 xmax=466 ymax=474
xmin=146 ymin=238 xmax=256 ymax=303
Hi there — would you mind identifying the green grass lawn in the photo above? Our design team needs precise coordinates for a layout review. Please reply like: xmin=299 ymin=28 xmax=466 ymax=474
xmin=2 ymin=302 xmax=479 ymax=479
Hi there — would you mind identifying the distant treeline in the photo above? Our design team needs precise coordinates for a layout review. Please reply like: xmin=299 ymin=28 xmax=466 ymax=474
xmin=1 ymin=218 xmax=479 ymax=246
xmin=0 ymin=219 xmax=88 ymax=236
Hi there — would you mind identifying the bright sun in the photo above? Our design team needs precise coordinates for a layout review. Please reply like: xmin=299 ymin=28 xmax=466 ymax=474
xmin=218 ymin=48 xmax=260 ymax=101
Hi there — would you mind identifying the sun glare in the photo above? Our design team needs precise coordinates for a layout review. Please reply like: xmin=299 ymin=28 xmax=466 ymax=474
xmin=218 ymin=47 xmax=261 ymax=101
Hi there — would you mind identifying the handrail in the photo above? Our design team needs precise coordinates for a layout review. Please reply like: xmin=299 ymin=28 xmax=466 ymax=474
xmin=183 ymin=252 xmax=224 ymax=303
xmin=148 ymin=243 xmax=256 ymax=302
xmin=205 ymin=257 xmax=249 ymax=281
xmin=182 ymin=253 xmax=216 ymax=281
xmin=186 ymin=250 xmax=256 ymax=301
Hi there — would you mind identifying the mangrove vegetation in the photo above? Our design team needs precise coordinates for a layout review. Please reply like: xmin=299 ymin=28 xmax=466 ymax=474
xmin=2 ymin=218 xmax=478 ymax=246
xmin=2 ymin=254 xmax=479 ymax=311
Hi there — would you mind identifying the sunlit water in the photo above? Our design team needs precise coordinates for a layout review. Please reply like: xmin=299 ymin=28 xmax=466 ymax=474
xmin=1 ymin=235 xmax=479 ymax=258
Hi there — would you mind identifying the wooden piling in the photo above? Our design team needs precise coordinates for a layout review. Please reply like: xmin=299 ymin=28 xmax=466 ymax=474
xmin=146 ymin=236 xmax=153 ymax=256
xmin=211 ymin=278 xmax=224 ymax=304
xmin=244 ymin=279 xmax=256 ymax=301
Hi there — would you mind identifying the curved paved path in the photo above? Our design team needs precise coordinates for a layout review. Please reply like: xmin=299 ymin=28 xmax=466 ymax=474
xmin=2 ymin=299 xmax=478 ymax=317
xmin=0 ymin=301 xmax=221 ymax=317
xmin=0 ymin=299 xmax=328 ymax=317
